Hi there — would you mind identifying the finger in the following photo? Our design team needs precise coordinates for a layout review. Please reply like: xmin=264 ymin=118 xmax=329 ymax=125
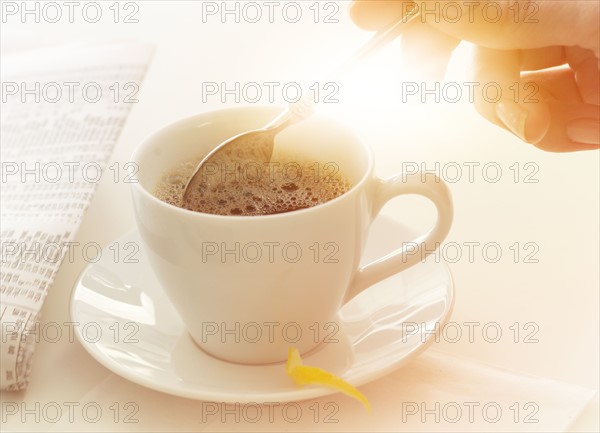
xmin=470 ymin=47 xmax=552 ymax=145
xmin=520 ymin=46 xmax=566 ymax=71
xmin=567 ymin=45 xmax=600 ymax=74
xmin=520 ymin=67 xmax=599 ymax=151
xmin=350 ymin=0 xmax=411 ymax=31
xmin=524 ymin=50 xmax=600 ymax=106
xmin=522 ymin=67 xmax=583 ymax=104
xmin=400 ymin=21 xmax=460 ymax=80
xmin=568 ymin=48 xmax=600 ymax=105
xmin=574 ymin=56 xmax=600 ymax=105
xmin=566 ymin=46 xmax=597 ymax=70
xmin=534 ymin=102 xmax=599 ymax=152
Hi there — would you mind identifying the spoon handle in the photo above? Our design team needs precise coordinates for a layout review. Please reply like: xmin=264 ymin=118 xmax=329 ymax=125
xmin=333 ymin=8 xmax=421 ymax=81
xmin=263 ymin=94 xmax=315 ymax=129
xmin=264 ymin=7 xmax=421 ymax=130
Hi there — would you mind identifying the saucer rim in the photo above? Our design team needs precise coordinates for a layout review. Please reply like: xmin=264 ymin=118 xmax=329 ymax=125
xmin=69 ymin=228 xmax=455 ymax=403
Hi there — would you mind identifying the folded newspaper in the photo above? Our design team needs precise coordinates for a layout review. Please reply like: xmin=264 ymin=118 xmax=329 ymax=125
xmin=0 ymin=41 xmax=154 ymax=390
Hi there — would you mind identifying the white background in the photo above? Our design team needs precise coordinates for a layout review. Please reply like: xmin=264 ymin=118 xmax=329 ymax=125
xmin=1 ymin=1 xmax=598 ymax=431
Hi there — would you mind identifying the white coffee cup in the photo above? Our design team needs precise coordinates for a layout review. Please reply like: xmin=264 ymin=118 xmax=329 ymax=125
xmin=130 ymin=106 xmax=453 ymax=364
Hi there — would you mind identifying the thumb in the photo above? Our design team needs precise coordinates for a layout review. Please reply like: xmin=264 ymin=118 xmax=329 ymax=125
xmin=351 ymin=0 xmax=600 ymax=56
xmin=422 ymin=0 xmax=599 ymax=56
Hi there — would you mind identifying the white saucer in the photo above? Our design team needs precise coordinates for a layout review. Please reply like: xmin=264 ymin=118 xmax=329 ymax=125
xmin=70 ymin=216 xmax=454 ymax=403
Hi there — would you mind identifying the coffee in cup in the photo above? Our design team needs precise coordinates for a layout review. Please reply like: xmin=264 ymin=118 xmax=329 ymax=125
xmin=154 ymin=150 xmax=352 ymax=216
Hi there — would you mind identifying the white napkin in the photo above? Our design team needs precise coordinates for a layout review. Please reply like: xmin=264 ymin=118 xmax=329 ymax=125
xmin=44 ymin=348 xmax=595 ymax=432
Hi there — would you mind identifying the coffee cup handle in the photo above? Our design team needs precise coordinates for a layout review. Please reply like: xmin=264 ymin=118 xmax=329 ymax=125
xmin=343 ymin=172 xmax=453 ymax=303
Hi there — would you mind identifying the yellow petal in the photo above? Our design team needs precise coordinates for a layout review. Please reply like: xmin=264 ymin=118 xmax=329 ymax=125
xmin=286 ymin=346 xmax=303 ymax=373
xmin=286 ymin=347 xmax=371 ymax=413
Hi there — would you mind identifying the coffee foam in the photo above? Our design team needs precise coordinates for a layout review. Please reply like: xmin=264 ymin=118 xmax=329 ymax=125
xmin=154 ymin=151 xmax=351 ymax=216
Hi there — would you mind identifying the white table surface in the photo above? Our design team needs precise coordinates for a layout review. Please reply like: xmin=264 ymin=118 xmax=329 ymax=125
xmin=1 ymin=1 xmax=598 ymax=431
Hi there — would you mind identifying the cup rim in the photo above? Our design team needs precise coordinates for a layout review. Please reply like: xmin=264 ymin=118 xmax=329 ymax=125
xmin=130 ymin=105 xmax=374 ymax=220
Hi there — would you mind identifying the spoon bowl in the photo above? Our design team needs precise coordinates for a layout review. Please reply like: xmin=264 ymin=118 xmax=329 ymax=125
xmin=182 ymin=9 xmax=421 ymax=212
xmin=182 ymin=104 xmax=307 ymax=212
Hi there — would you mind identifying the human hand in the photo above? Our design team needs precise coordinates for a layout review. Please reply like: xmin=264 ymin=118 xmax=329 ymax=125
xmin=350 ymin=0 xmax=600 ymax=151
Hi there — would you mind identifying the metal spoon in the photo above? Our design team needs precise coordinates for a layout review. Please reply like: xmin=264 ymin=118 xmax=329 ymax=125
xmin=183 ymin=9 xmax=421 ymax=211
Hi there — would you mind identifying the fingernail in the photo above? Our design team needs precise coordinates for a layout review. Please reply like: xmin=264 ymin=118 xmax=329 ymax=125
xmin=496 ymin=99 xmax=529 ymax=142
xmin=496 ymin=99 xmax=549 ymax=144
xmin=567 ymin=119 xmax=600 ymax=145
